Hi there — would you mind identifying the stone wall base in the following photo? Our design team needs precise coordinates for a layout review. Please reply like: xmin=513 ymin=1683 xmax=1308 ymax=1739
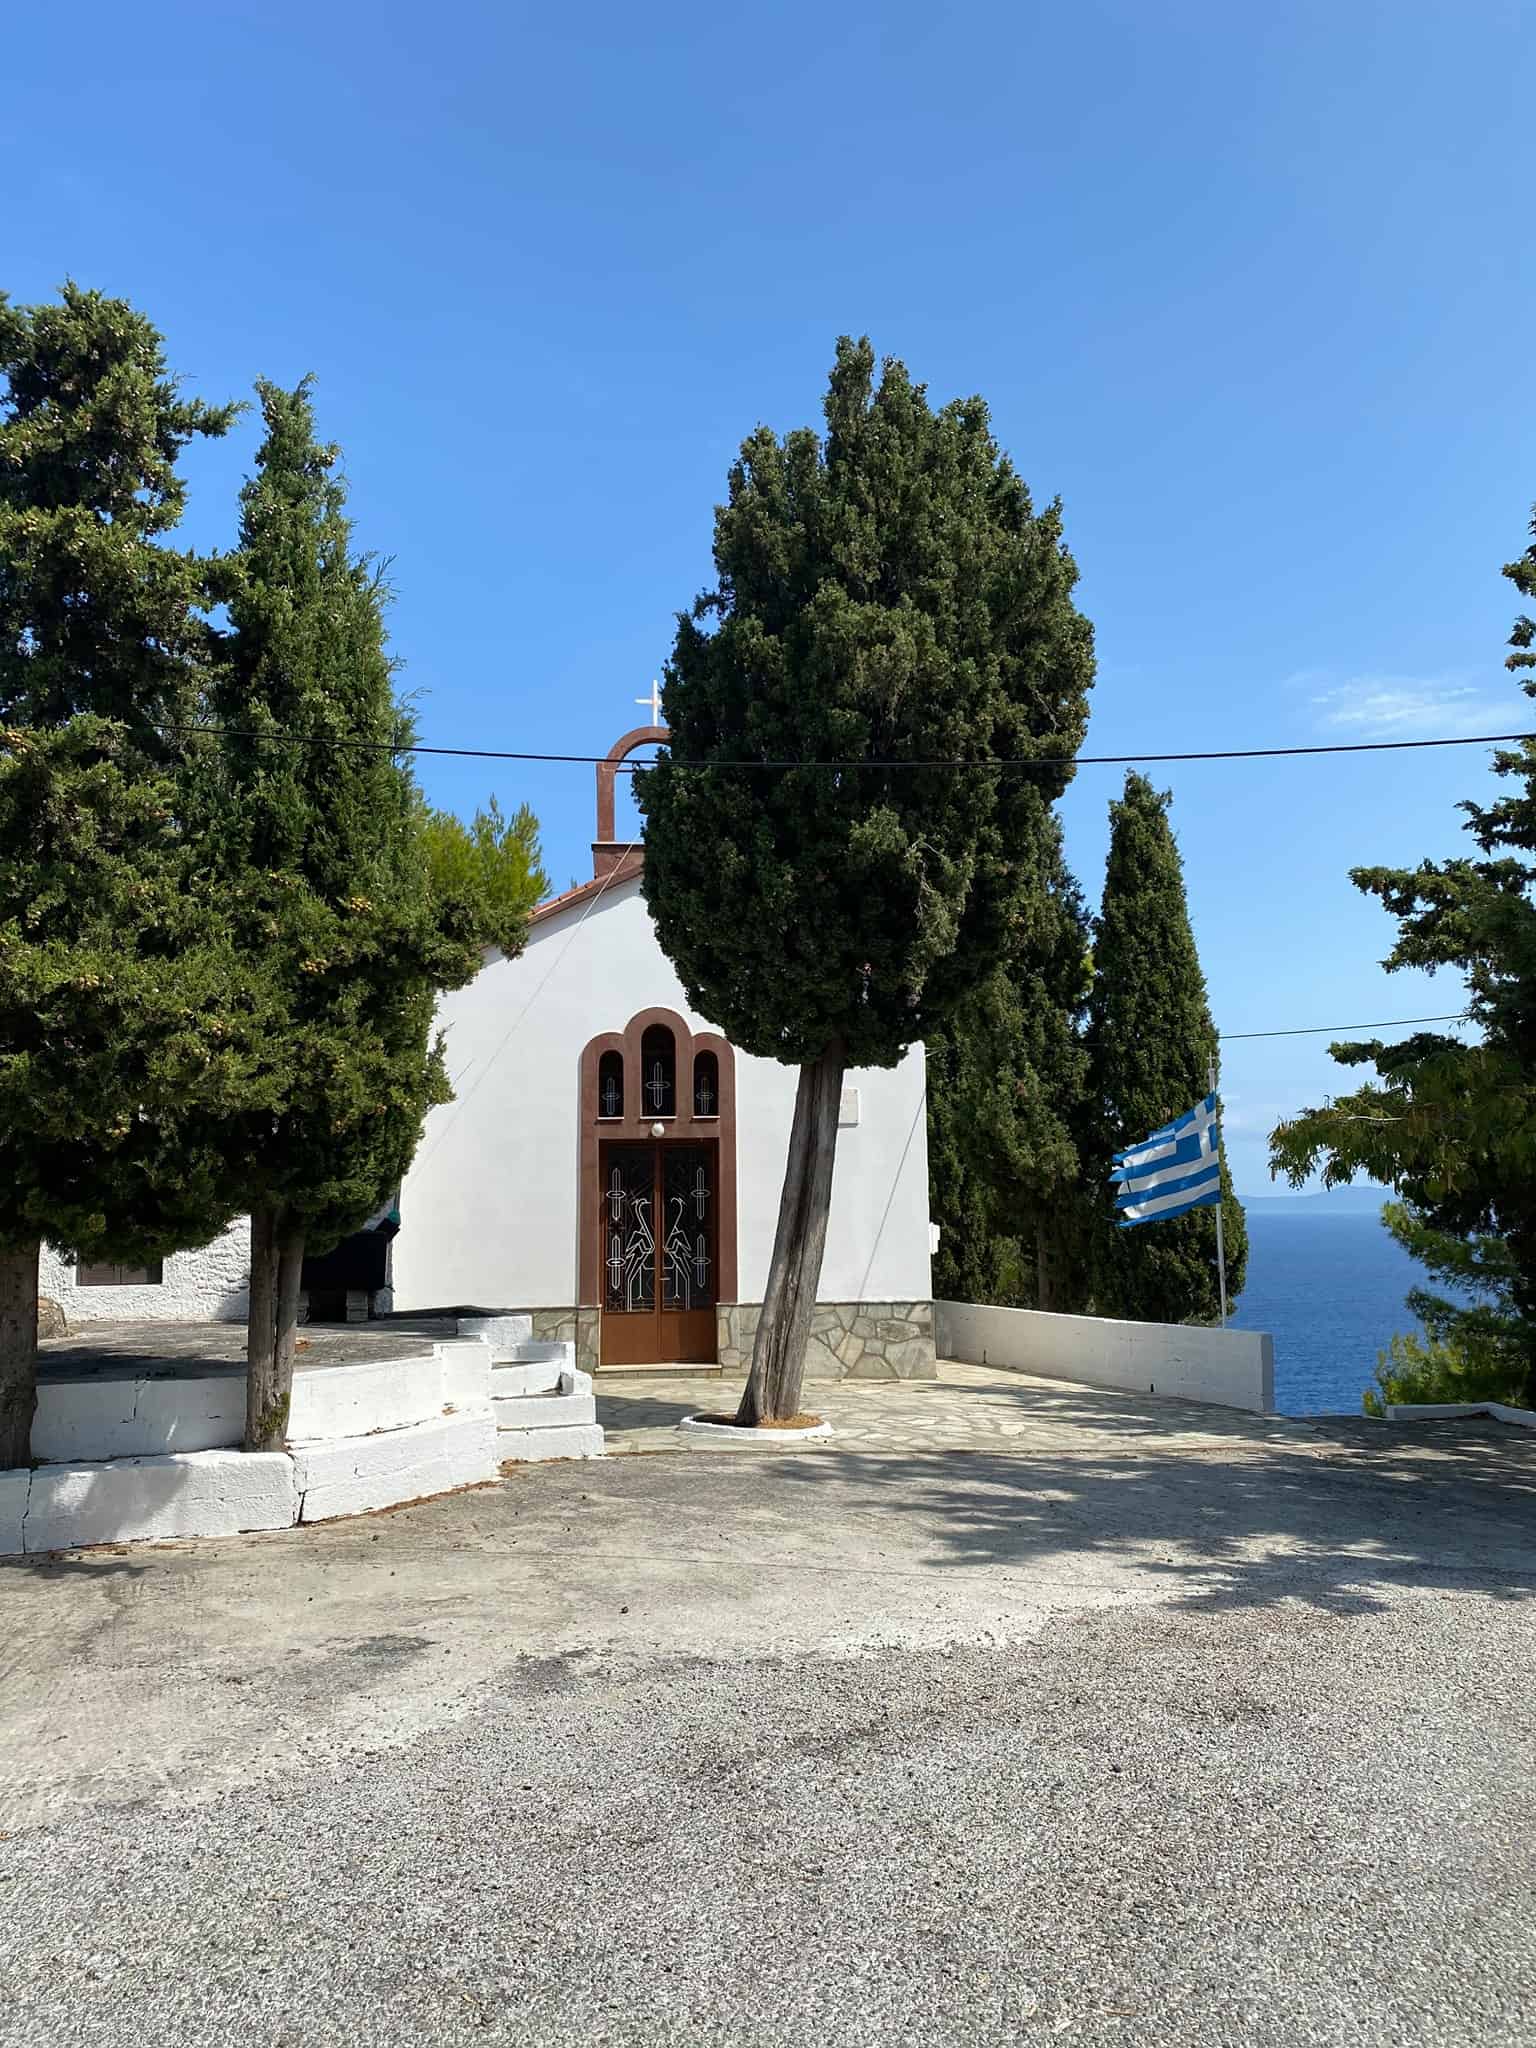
xmin=506 ymin=1308 xmax=600 ymax=1375
xmin=502 ymin=1303 xmax=935 ymax=1379
xmin=717 ymin=1301 xmax=935 ymax=1381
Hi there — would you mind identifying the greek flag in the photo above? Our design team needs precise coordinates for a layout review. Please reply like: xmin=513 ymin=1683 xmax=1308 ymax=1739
xmin=1112 ymin=1093 xmax=1223 ymax=1226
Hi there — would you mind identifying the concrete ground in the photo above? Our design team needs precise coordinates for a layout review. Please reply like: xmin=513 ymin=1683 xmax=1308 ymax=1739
xmin=37 ymin=1317 xmax=438 ymax=1382
xmin=1 ymin=1363 xmax=1533 ymax=2047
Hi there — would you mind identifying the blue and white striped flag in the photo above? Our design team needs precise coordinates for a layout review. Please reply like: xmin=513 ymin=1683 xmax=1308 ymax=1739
xmin=1112 ymin=1093 xmax=1223 ymax=1227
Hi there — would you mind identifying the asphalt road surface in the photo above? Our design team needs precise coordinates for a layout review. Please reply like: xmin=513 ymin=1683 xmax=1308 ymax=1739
xmin=2 ymin=1387 xmax=1533 ymax=2046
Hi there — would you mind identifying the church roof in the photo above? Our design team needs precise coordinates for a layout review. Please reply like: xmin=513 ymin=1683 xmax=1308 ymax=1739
xmin=528 ymin=847 xmax=644 ymax=928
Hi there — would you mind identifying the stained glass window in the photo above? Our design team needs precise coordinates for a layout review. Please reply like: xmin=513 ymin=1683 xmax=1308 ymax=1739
xmin=692 ymin=1050 xmax=719 ymax=1118
xmin=640 ymin=1024 xmax=676 ymax=1117
xmin=598 ymin=1049 xmax=624 ymax=1119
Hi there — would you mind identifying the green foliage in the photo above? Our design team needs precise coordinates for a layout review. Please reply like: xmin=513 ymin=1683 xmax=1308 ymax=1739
xmin=928 ymin=817 xmax=1095 ymax=1309
xmin=191 ymin=377 xmax=488 ymax=1255
xmin=1085 ymin=772 xmax=1246 ymax=1322
xmin=1361 ymin=1199 xmax=1531 ymax=1413
xmin=1364 ymin=1328 xmax=1527 ymax=1417
xmin=0 ymin=286 xmax=248 ymax=1266
xmin=0 ymin=721 xmax=275 ymax=1259
xmin=1271 ymin=507 xmax=1536 ymax=1404
xmin=635 ymin=336 xmax=1095 ymax=1070
xmin=420 ymin=797 xmax=548 ymax=957
xmin=0 ymin=283 xmax=237 ymax=739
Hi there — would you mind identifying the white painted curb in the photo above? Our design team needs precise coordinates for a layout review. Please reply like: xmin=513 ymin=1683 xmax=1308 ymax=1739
xmin=1384 ymin=1400 xmax=1536 ymax=1429
xmin=497 ymin=1422 xmax=605 ymax=1461
xmin=23 ymin=1449 xmax=297 ymax=1553
xmin=679 ymin=1414 xmax=832 ymax=1441
xmin=3 ymin=1328 xmax=613 ymax=1555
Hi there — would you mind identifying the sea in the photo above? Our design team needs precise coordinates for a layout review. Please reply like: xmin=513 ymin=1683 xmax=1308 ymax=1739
xmin=1229 ymin=1201 xmax=1437 ymax=1416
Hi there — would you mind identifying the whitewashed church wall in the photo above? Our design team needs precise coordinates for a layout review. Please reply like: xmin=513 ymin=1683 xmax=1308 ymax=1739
xmin=733 ymin=1044 xmax=931 ymax=1303
xmin=39 ymin=1218 xmax=251 ymax=1325
xmin=391 ymin=877 xmax=933 ymax=1313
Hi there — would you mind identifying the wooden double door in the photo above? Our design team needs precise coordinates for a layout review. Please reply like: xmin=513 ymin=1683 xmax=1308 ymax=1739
xmin=598 ymin=1141 xmax=718 ymax=1366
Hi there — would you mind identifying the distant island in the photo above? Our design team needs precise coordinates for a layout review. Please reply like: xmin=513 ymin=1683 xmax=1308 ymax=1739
xmin=1242 ymin=1185 xmax=1391 ymax=1215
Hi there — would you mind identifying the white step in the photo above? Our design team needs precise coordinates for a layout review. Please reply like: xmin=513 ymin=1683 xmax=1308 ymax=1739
xmin=457 ymin=1313 xmax=532 ymax=1350
xmin=294 ymin=1409 xmax=499 ymax=1522
xmin=491 ymin=1358 xmax=589 ymax=1397
xmin=497 ymin=1422 xmax=605 ymax=1463
xmin=492 ymin=1357 xmax=561 ymax=1395
xmin=493 ymin=1391 xmax=597 ymax=1431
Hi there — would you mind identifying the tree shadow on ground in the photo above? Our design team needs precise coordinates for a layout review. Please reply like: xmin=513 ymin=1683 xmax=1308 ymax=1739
xmin=596 ymin=1390 xmax=718 ymax=1434
xmin=756 ymin=1380 xmax=1536 ymax=1620
xmin=0 ymin=1548 xmax=153 ymax=1580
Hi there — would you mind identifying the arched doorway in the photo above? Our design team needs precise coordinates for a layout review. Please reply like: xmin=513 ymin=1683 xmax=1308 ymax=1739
xmin=579 ymin=1010 xmax=737 ymax=1367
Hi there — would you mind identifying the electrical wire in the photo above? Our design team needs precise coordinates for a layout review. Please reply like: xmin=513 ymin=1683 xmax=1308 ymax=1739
xmin=150 ymin=724 xmax=1536 ymax=772
xmin=1220 ymin=1013 xmax=1471 ymax=1042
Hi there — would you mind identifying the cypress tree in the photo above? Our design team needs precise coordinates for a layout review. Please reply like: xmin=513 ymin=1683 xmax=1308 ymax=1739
xmin=1085 ymin=772 xmax=1246 ymax=1322
xmin=1272 ymin=507 xmax=1536 ymax=1404
xmin=197 ymin=379 xmax=489 ymax=1449
xmin=0 ymin=286 xmax=248 ymax=1465
xmin=928 ymin=818 xmax=1094 ymax=1310
xmin=637 ymin=338 xmax=1095 ymax=1421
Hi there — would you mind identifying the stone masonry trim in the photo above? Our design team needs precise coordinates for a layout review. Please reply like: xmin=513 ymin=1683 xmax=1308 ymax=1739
xmin=718 ymin=1301 xmax=935 ymax=1381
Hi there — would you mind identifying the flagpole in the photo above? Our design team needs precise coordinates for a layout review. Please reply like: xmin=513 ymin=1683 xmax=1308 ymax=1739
xmin=1209 ymin=1052 xmax=1228 ymax=1327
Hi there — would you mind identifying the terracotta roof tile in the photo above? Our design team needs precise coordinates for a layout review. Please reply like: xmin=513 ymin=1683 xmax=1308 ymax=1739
xmin=528 ymin=849 xmax=644 ymax=926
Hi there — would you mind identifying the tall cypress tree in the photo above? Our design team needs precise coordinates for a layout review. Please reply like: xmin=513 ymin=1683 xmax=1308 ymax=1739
xmin=0 ymin=286 xmax=249 ymax=1465
xmin=1085 ymin=772 xmax=1246 ymax=1322
xmin=196 ymin=379 xmax=488 ymax=1449
xmin=638 ymin=338 xmax=1094 ymax=1421
xmin=928 ymin=818 xmax=1094 ymax=1310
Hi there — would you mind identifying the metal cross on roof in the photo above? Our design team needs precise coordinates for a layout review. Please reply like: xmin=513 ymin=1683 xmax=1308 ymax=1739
xmin=635 ymin=679 xmax=663 ymax=724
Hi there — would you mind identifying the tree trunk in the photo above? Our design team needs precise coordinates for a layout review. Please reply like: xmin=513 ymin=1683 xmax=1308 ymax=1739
xmin=0 ymin=1241 xmax=39 ymax=1471
xmin=736 ymin=1041 xmax=846 ymax=1426
xmin=1036 ymin=1225 xmax=1056 ymax=1314
xmin=245 ymin=1207 xmax=304 ymax=1451
xmin=274 ymin=1224 xmax=306 ymax=1418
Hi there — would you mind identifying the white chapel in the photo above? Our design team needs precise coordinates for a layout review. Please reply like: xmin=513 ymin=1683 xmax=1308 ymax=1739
xmin=391 ymin=722 xmax=936 ymax=1377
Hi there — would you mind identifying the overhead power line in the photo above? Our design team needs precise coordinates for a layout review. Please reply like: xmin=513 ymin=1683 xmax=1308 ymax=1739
xmin=1220 ymin=1013 xmax=1470 ymax=1042
xmin=154 ymin=724 xmax=1536 ymax=772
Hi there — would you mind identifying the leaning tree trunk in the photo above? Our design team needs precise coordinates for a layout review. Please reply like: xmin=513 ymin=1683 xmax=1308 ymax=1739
xmin=0 ymin=1241 xmax=40 ymax=1471
xmin=736 ymin=1041 xmax=846 ymax=1427
xmin=245 ymin=1208 xmax=306 ymax=1451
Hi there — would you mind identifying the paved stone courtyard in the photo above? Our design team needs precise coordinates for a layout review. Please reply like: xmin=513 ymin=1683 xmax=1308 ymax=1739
xmin=2 ymin=1361 xmax=1532 ymax=2046
xmin=595 ymin=1357 xmax=1328 ymax=1455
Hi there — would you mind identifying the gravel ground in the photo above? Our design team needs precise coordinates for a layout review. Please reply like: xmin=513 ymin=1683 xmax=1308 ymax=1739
xmin=4 ymin=1586 xmax=1533 ymax=2048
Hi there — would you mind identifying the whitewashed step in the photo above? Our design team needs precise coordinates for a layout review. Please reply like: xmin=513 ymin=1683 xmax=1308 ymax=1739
xmin=294 ymin=1409 xmax=498 ymax=1522
xmin=493 ymin=1391 xmax=597 ymax=1431
xmin=457 ymin=1313 xmax=533 ymax=1350
xmin=491 ymin=1357 xmax=561 ymax=1396
xmin=498 ymin=1422 xmax=604 ymax=1463
xmin=491 ymin=1357 xmax=590 ymax=1397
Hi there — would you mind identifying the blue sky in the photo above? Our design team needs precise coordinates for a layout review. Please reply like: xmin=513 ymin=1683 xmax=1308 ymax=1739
xmin=6 ymin=2 xmax=1532 ymax=1194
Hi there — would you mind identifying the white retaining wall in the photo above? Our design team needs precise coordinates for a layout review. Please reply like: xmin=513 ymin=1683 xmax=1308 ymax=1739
xmin=5 ymin=1321 xmax=604 ymax=1556
xmin=32 ymin=1339 xmax=489 ymax=1465
xmin=935 ymin=1300 xmax=1276 ymax=1414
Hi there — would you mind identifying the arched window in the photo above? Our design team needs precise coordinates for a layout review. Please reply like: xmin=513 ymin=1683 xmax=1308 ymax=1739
xmin=693 ymin=1049 xmax=719 ymax=1118
xmin=639 ymin=1024 xmax=676 ymax=1117
xmin=597 ymin=1049 xmax=624 ymax=1120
